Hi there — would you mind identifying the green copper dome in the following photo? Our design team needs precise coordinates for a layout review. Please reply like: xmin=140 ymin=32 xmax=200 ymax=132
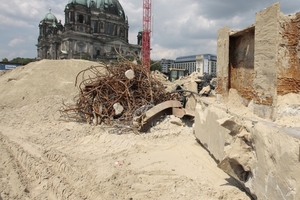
xmin=68 ymin=0 xmax=125 ymax=19
xmin=41 ymin=9 xmax=58 ymax=24
xmin=68 ymin=0 xmax=87 ymax=6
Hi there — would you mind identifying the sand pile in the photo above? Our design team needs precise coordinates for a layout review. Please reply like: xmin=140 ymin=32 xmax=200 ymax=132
xmin=0 ymin=60 xmax=251 ymax=200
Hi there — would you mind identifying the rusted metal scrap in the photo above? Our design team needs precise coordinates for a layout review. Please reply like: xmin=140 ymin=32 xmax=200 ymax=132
xmin=133 ymin=100 xmax=195 ymax=132
xmin=60 ymin=61 xmax=180 ymax=132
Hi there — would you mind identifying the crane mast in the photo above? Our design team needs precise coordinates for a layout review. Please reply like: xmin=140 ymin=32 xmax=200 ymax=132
xmin=142 ymin=0 xmax=152 ymax=69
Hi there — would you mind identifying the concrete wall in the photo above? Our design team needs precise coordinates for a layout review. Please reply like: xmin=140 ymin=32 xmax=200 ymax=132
xmin=216 ymin=27 xmax=230 ymax=101
xmin=194 ymin=101 xmax=300 ymax=200
xmin=216 ymin=2 xmax=300 ymax=120
xmin=278 ymin=13 xmax=300 ymax=95
xmin=253 ymin=3 xmax=279 ymax=120
xmin=196 ymin=2 xmax=300 ymax=199
xmin=229 ymin=27 xmax=255 ymax=104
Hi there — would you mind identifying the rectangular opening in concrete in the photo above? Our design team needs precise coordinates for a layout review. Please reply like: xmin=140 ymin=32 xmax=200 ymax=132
xmin=229 ymin=26 xmax=255 ymax=104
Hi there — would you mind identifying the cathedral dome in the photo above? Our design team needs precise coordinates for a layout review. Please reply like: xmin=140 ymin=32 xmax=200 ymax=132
xmin=95 ymin=0 xmax=126 ymax=19
xmin=41 ymin=9 xmax=58 ymax=23
xmin=68 ymin=0 xmax=87 ymax=6
xmin=68 ymin=0 xmax=126 ymax=20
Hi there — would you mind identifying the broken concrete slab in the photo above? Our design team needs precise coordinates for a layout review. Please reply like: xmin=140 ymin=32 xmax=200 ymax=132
xmin=194 ymin=100 xmax=300 ymax=200
xmin=194 ymin=2 xmax=300 ymax=199
xmin=199 ymin=85 xmax=211 ymax=96
xmin=217 ymin=117 xmax=243 ymax=136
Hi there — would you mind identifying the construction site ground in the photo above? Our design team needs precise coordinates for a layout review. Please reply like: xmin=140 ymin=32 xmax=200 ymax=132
xmin=0 ymin=60 xmax=251 ymax=200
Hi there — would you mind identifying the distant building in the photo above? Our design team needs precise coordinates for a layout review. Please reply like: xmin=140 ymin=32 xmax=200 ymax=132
xmin=36 ymin=0 xmax=141 ymax=62
xmin=172 ymin=54 xmax=217 ymax=75
xmin=160 ymin=59 xmax=174 ymax=73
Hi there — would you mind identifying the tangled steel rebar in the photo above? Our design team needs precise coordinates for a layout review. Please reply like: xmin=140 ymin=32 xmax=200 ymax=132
xmin=60 ymin=60 xmax=179 ymax=130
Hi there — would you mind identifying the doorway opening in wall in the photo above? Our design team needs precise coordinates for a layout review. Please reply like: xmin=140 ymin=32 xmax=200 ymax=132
xmin=228 ymin=26 xmax=255 ymax=104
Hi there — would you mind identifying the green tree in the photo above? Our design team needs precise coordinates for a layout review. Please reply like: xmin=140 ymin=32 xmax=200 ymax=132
xmin=150 ymin=60 xmax=161 ymax=71
xmin=10 ymin=57 xmax=35 ymax=65
xmin=1 ymin=58 xmax=8 ymax=62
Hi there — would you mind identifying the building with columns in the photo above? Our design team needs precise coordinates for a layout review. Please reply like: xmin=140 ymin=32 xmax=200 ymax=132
xmin=37 ymin=0 xmax=141 ymax=62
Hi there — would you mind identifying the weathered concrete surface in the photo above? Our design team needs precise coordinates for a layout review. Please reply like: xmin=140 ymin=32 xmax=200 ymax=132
xmin=194 ymin=102 xmax=231 ymax=161
xmin=253 ymin=3 xmax=279 ymax=120
xmin=211 ymin=2 xmax=300 ymax=199
xmin=278 ymin=12 xmax=300 ymax=95
xmin=194 ymin=98 xmax=300 ymax=200
xmin=229 ymin=26 xmax=255 ymax=104
xmin=216 ymin=26 xmax=230 ymax=101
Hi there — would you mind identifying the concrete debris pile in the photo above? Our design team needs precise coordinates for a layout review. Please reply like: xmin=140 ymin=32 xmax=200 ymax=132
xmin=151 ymin=70 xmax=169 ymax=84
xmin=60 ymin=61 xmax=179 ymax=131
xmin=169 ymin=72 xmax=217 ymax=97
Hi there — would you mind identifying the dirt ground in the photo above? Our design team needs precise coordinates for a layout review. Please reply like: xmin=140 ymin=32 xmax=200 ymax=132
xmin=0 ymin=60 xmax=251 ymax=200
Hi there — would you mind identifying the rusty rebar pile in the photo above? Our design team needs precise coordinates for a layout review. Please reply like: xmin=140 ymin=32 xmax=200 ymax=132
xmin=61 ymin=61 xmax=178 ymax=128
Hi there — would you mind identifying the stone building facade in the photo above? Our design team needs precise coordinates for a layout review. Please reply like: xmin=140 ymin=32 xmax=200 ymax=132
xmin=37 ymin=0 xmax=141 ymax=62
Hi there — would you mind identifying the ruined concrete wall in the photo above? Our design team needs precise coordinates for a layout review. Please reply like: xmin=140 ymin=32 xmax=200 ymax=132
xmin=278 ymin=13 xmax=300 ymax=95
xmin=217 ymin=2 xmax=300 ymax=121
xmin=194 ymin=101 xmax=300 ymax=200
xmin=216 ymin=27 xmax=230 ymax=100
xmin=194 ymin=103 xmax=232 ymax=161
xmin=201 ymin=2 xmax=300 ymax=199
xmin=229 ymin=29 xmax=255 ymax=103
xmin=253 ymin=3 xmax=279 ymax=120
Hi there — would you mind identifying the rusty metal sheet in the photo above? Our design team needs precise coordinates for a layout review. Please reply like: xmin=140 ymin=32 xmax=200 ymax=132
xmin=184 ymin=109 xmax=195 ymax=117
xmin=138 ymin=100 xmax=195 ymax=132
xmin=139 ymin=100 xmax=182 ymax=132
xmin=172 ymin=107 xmax=185 ymax=118
xmin=143 ymin=100 xmax=182 ymax=120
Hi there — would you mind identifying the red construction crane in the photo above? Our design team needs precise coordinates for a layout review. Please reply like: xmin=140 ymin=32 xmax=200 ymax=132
xmin=142 ymin=0 xmax=152 ymax=70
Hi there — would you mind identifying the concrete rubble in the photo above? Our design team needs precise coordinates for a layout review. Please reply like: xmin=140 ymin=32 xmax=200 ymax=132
xmin=194 ymin=3 xmax=300 ymax=200
xmin=8 ymin=3 xmax=298 ymax=199
xmin=0 ymin=59 xmax=252 ymax=200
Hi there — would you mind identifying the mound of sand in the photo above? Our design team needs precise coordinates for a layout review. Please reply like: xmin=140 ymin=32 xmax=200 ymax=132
xmin=0 ymin=60 xmax=250 ymax=199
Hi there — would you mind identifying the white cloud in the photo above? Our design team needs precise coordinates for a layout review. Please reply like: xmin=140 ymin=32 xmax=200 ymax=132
xmin=0 ymin=0 xmax=299 ymax=61
xmin=151 ymin=44 xmax=178 ymax=60
xmin=8 ymin=38 xmax=25 ymax=47
xmin=0 ymin=0 xmax=62 ymax=27
xmin=0 ymin=14 xmax=33 ymax=27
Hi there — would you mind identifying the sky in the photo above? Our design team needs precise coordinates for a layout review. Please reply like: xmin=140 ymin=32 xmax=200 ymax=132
xmin=0 ymin=0 xmax=299 ymax=61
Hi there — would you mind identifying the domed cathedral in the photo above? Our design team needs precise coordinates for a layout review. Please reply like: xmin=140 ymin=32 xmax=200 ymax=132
xmin=36 ymin=0 xmax=141 ymax=62
xmin=37 ymin=9 xmax=64 ymax=59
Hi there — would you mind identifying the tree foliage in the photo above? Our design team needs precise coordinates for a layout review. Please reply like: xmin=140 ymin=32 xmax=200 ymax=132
xmin=9 ymin=57 xmax=35 ymax=65
xmin=150 ymin=60 xmax=162 ymax=71
xmin=2 ymin=58 xmax=8 ymax=62
xmin=1 ymin=57 xmax=36 ymax=65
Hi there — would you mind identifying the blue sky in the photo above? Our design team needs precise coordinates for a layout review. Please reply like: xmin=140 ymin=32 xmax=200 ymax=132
xmin=0 ymin=0 xmax=299 ymax=61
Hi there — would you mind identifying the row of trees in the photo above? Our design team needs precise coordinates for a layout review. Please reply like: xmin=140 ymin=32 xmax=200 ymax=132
xmin=1 ymin=57 xmax=162 ymax=71
xmin=2 ymin=57 xmax=36 ymax=65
